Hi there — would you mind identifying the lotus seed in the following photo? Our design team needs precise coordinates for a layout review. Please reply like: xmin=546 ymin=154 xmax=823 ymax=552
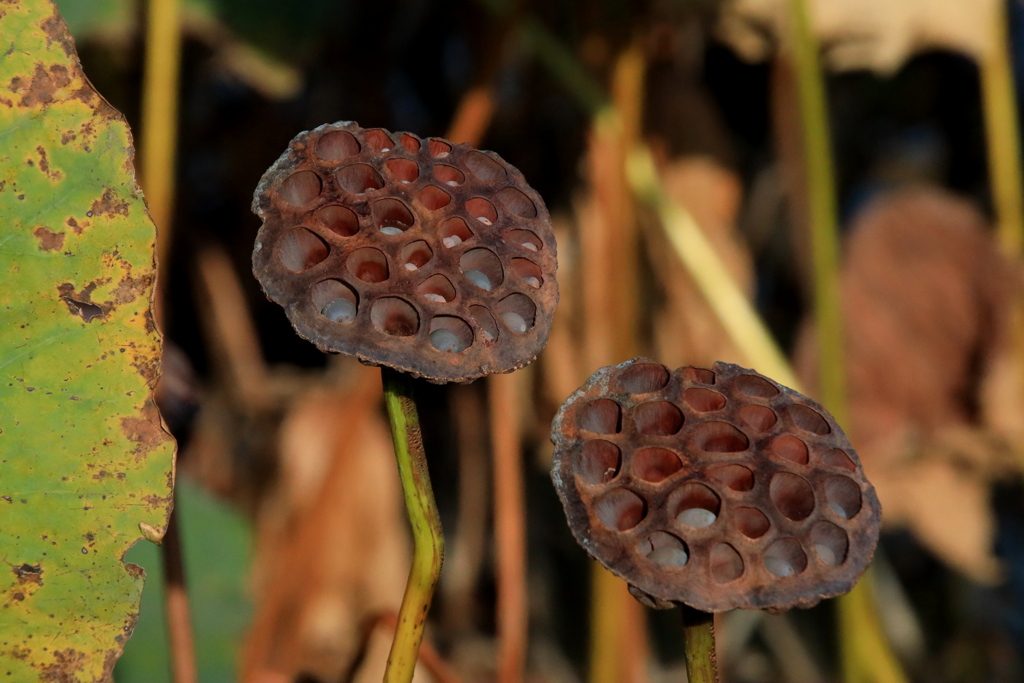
xmin=322 ymin=298 xmax=356 ymax=323
xmin=829 ymin=501 xmax=848 ymax=519
xmin=381 ymin=226 xmax=403 ymax=235
xmin=476 ymin=216 xmax=492 ymax=225
xmin=521 ymin=242 xmax=538 ymax=252
xmin=423 ymin=293 xmax=446 ymax=303
xmin=500 ymin=311 xmax=527 ymax=333
xmin=815 ymin=543 xmax=837 ymax=566
xmin=442 ymin=235 xmax=462 ymax=248
xmin=523 ymin=276 xmax=541 ymax=288
xmin=430 ymin=328 xmax=462 ymax=353
xmin=466 ymin=269 xmax=492 ymax=291
xmin=765 ymin=556 xmax=794 ymax=577
xmin=648 ymin=546 xmax=688 ymax=567
xmin=676 ymin=508 xmax=717 ymax=528
xmin=404 ymin=263 xmax=418 ymax=271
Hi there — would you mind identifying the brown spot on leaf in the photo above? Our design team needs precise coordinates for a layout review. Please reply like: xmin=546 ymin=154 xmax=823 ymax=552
xmin=9 ymin=63 xmax=72 ymax=108
xmin=120 ymin=400 xmax=168 ymax=459
xmin=111 ymin=273 xmax=151 ymax=305
xmin=36 ymin=145 xmax=62 ymax=181
xmin=13 ymin=563 xmax=42 ymax=586
xmin=66 ymin=217 xmax=82 ymax=234
xmin=33 ymin=226 xmax=64 ymax=251
xmin=89 ymin=188 xmax=129 ymax=218
xmin=40 ymin=649 xmax=87 ymax=683
xmin=41 ymin=11 xmax=75 ymax=58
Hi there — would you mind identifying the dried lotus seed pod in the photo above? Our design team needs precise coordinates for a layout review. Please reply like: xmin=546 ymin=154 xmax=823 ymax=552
xmin=251 ymin=121 xmax=558 ymax=383
xmin=550 ymin=358 xmax=882 ymax=613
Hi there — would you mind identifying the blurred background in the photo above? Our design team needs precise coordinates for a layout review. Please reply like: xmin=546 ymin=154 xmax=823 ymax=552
xmin=55 ymin=0 xmax=1024 ymax=680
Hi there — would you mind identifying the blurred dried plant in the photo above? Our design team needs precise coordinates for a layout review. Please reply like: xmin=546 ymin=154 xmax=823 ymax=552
xmin=796 ymin=186 xmax=1022 ymax=583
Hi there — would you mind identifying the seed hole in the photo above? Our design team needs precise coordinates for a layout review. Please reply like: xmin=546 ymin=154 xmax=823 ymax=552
xmin=634 ymin=401 xmax=684 ymax=436
xmin=417 ymin=274 xmax=456 ymax=303
xmin=508 ymin=229 xmax=543 ymax=252
xmin=825 ymin=476 xmax=862 ymax=520
xmin=470 ymin=305 xmax=499 ymax=341
xmin=280 ymin=170 xmax=322 ymax=205
xmin=735 ymin=507 xmax=770 ymax=538
xmin=511 ymin=258 xmax=543 ymax=288
xmin=734 ymin=374 xmax=779 ymax=398
xmin=278 ymin=227 xmax=329 ymax=272
xmin=429 ymin=316 xmax=473 ymax=353
xmin=385 ymin=158 xmax=420 ymax=183
xmin=770 ymin=472 xmax=815 ymax=521
xmin=399 ymin=241 xmax=432 ymax=271
xmin=737 ymin=405 xmax=777 ymax=432
xmin=371 ymin=198 xmax=414 ymax=235
xmin=440 ymin=217 xmax=473 ymax=247
xmin=633 ymin=448 xmax=682 ymax=483
xmin=693 ymin=422 xmax=748 ymax=452
xmin=671 ymin=483 xmax=720 ymax=528
xmin=463 ymin=151 xmax=506 ymax=181
xmin=400 ymin=133 xmax=420 ymax=153
xmin=614 ymin=364 xmax=669 ymax=397
xmin=466 ymin=197 xmax=498 ymax=225
xmin=822 ymin=448 xmax=856 ymax=472
xmin=496 ymin=293 xmax=536 ymax=334
xmin=683 ymin=388 xmax=726 ymax=413
xmin=595 ymin=488 xmax=646 ymax=531
xmin=706 ymin=464 xmax=754 ymax=492
xmin=578 ymin=399 xmax=621 ymax=434
xmin=364 ymin=128 xmax=393 ymax=151
xmin=419 ymin=185 xmax=452 ymax=211
xmin=683 ymin=367 xmax=715 ymax=384
xmin=496 ymin=186 xmax=538 ymax=218
xmin=428 ymin=139 xmax=452 ymax=157
xmin=314 ymin=205 xmax=359 ymax=237
xmin=315 ymin=131 xmax=360 ymax=161
xmin=336 ymin=164 xmax=384 ymax=194
xmin=711 ymin=543 xmax=744 ymax=583
xmin=370 ymin=297 xmax=419 ymax=337
xmin=460 ymin=248 xmax=503 ymax=292
xmin=770 ymin=435 xmax=809 ymax=465
xmin=311 ymin=280 xmax=358 ymax=322
xmin=765 ymin=538 xmax=807 ymax=578
xmin=434 ymin=165 xmax=465 ymax=186
xmin=639 ymin=532 xmax=688 ymax=568
xmin=577 ymin=440 xmax=621 ymax=485
xmin=811 ymin=521 xmax=849 ymax=565
xmin=346 ymin=248 xmax=389 ymax=283
xmin=788 ymin=404 xmax=831 ymax=435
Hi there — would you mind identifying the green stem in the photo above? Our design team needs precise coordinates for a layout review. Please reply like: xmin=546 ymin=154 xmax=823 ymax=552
xmin=381 ymin=368 xmax=445 ymax=683
xmin=981 ymin=1 xmax=1024 ymax=257
xmin=681 ymin=605 xmax=719 ymax=683
xmin=785 ymin=2 xmax=907 ymax=683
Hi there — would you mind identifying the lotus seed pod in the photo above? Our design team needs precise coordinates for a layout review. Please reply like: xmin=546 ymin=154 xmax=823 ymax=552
xmin=251 ymin=122 xmax=558 ymax=383
xmin=550 ymin=358 xmax=882 ymax=613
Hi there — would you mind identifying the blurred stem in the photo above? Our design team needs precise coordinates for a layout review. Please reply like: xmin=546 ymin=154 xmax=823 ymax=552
xmin=161 ymin=500 xmax=197 ymax=683
xmin=981 ymin=1 xmax=1024 ymax=257
xmin=785 ymin=2 xmax=906 ymax=683
xmin=785 ymin=0 xmax=844 ymax=420
xmin=681 ymin=606 xmax=719 ymax=683
xmin=382 ymin=368 xmax=445 ymax=683
xmin=490 ymin=372 xmax=527 ymax=683
xmin=142 ymin=0 xmax=182 ymax=283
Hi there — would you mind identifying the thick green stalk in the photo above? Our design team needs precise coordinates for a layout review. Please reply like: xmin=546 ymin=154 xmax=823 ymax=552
xmin=785 ymin=2 xmax=906 ymax=683
xmin=681 ymin=606 xmax=719 ymax=683
xmin=381 ymin=368 xmax=445 ymax=683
